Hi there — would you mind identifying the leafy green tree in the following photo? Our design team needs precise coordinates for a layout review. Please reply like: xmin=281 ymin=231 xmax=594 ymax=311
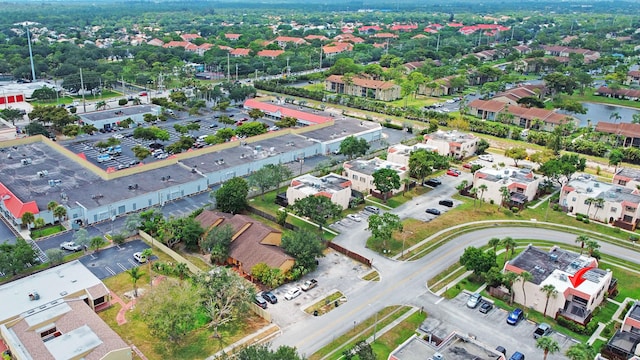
xmin=45 ymin=248 xmax=65 ymax=265
xmin=291 ymin=195 xmax=342 ymax=233
xmin=609 ymin=149 xmax=624 ymax=173
xmin=236 ymin=122 xmax=267 ymax=137
xmin=169 ymin=91 xmax=188 ymax=104
xmin=565 ymin=343 xmax=596 ymax=360
xmin=275 ymin=116 xmax=297 ymax=128
xmin=21 ymin=212 xmax=35 ymax=229
xmin=247 ymin=108 xmax=265 ymax=121
xmin=248 ymin=164 xmax=293 ymax=200
xmin=0 ymin=239 xmax=38 ymax=276
xmin=459 ymin=247 xmax=497 ymax=277
xmin=476 ymin=139 xmax=490 ymax=155
xmin=124 ymin=213 xmax=141 ymax=235
xmin=34 ymin=218 xmax=45 ymax=229
xmin=339 ymin=136 xmax=370 ymax=160
xmin=23 ymin=122 xmax=50 ymax=137
xmin=409 ymin=149 xmax=433 ymax=184
xmin=536 ymin=336 xmax=560 ymax=360
xmin=505 ymin=146 xmax=528 ymax=167
xmin=53 ymin=205 xmax=67 ymax=223
xmin=216 ymin=344 xmax=306 ymax=360
xmin=72 ymin=228 xmax=90 ymax=251
xmin=194 ymin=268 xmax=254 ymax=338
xmin=372 ymin=168 xmax=401 ymax=203
xmin=29 ymin=105 xmax=75 ymax=132
xmin=281 ymin=229 xmax=325 ymax=274
xmin=214 ymin=177 xmax=249 ymax=214
xmin=539 ymin=154 xmax=586 ymax=187
xmin=367 ymin=212 xmax=402 ymax=250
xmin=111 ymin=233 xmax=126 ymax=245
xmin=0 ymin=108 xmax=24 ymax=125
xmin=201 ymin=224 xmax=234 ymax=264
xmin=158 ymin=216 xmax=203 ymax=249
xmin=137 ymin=278 xmax=202 ymax=344
xmin=90 ymin=236 xmax=106 ymax=253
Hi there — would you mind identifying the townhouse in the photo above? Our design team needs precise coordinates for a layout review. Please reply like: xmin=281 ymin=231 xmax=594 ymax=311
xmin=473 ymin=166 xmax=542 ymax=207
xmin=286 ymin=173 xmax=352 ymax=209
xmin=324 ymin=75 xmax=401 ymax=101
xmin=342 ymin=158 xmax=408 ymax=196
xmin=423 ymin=130 xmax=479 ymax=159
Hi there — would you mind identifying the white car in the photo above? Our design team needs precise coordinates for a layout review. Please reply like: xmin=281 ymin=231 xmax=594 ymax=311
xmin=60 ymin=241 xmax=82 ymax=252
xmin=478 ymin=154 xmax=494 ymax=162
xmin=133 ymin=252 xmax=147 ymax=263
xmin=347 ymin=214 xmax=362 ymax=222
xmin=284 ymin=287 xmax=302 ymax=300
xmin=112 ymin=134 xmax=124 ymax=139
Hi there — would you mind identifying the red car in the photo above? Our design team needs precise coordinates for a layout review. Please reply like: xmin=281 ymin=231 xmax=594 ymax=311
xmin=463 ymin=163 xmax=472 ymax=169
xmin=446 ymin=169 xmax=460 ymax=177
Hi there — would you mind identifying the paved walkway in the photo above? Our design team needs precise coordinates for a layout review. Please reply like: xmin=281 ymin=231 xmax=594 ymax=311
xmin=207 ymin=323 xmax=281 ymax=360
xmin=110 ymin=275 xmax=166 ymax=325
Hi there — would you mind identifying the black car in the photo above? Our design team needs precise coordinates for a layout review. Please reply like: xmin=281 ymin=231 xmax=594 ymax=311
xmin=262 ymin=291 xmax=278 ymax=304
xmin=439 ymin=199 xmax=454 ymax=207
xmin=424 ymin=178 xmax=442 ymax=187
xmin=425 ymin=208 xmax=441 ymax=215
xmin=479 ymin=301 xmax=493 ymax=313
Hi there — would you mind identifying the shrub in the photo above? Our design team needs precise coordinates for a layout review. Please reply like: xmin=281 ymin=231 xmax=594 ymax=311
xmin=502 ymin=209 xmax=513 ymax=217
xmin=118 ymin=98 xmax=128 ymax=106
xmin=553 ymin=204 xmax=561 ymax=211
xmin=382 ymin=122 xmax=403 ymax=130
xmin=583 ymin=218 xmax=590 ymax=224
xmin=629 ymin=235 xmax=639 ymax=242
xmin=575 ymin=214 xmax=583 ymax=221
xmin=613 ymin=228 xmax=621 ymax=234
xmin=510 ymin=207 xmax=519 ymax=213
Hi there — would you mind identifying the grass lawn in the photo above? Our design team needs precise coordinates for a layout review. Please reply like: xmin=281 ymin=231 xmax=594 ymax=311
xmin=309 ymin=306 xmax=408 ymax=360
xmin=443 ymin=276 xmax=484 ymax=299
xmin=30 ymin=224 xmax=66 ymax=239
xmin=371 ymin=310 xmax=427 ymax=359
xmin=385 ymin=187 xmax=431 ymax=208
xmin=304 ymin=291 xmax=345 ymax=315
xmin=600 ymin=261 xmax=640 ymax=302
xmin=571 ymin=91 xmax=640 ymax=110
xmin=362 ymin=270 xmax=380 ymax=281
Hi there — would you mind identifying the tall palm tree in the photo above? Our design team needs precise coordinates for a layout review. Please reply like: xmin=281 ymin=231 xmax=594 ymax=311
xmin=585 ymin=239 xmax=601 ymax=257
xmin=47 ymin=201 xmax=58 ymax=213
xmin=501 ymin=237 xmax=517 ymax=260
xmin=536 ymin=336 xmax=560 ymax=360
xmin=541 ymin=284 xmax=558 ymax=317
xmin=53 ymin=205 xmax=67 ymax=224
xmin=584 ymin=198 xmax=595 ymax=217
xmin=519 ymin=271 xmax=533 ymax=307
xmin=488 ymin=237 xmax=501 ymax=253
xmin=503 ymin=271 xmax=518 ymax=305
xmin=478 ymin=184 xmax=488 ymax=206
xmin=141 ymin=248 xmax=154 ymax=280
xmin=175 ymin=263 xmax=189 ymax=281
xmin=499 ymin=186 xmax=510 ymax=210
xmin=592 ymin=198 xmax=605 ymax=220
xmin=126 ymin=267 xmax=144 ymax=297
xmin=21 ymin=212 xmax=35 ymax=230
xmin=575 ymin=235 xmax=589 ymax=254
xmin=469 ymin=187 xmax=478 ymax=207
xmin=565 ymin=343 xmax=596 ymax=360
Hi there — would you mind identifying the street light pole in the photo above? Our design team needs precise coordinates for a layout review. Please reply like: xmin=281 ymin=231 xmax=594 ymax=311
xmin=373 ymin=310 xmax=378 ymax=342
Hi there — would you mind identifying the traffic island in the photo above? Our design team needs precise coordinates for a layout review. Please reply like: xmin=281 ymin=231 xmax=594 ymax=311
xmin=304 ymin=291 xmax=345 ymax=316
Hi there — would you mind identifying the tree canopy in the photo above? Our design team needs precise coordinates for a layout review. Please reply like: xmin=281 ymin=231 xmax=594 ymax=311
xmin=372 ymin=168 xmax=401 ymax=202
xmin=339 ymin=136 xmax=370 ymax=160
xmin=291 ymin=195 xmax=342 ymax=233
xmin=214 ymin=177 xmax=249 ymax=214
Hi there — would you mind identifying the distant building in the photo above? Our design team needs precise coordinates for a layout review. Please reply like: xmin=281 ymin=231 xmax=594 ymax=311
xmin=596 ymin=123 xmax=640 ymax=149
xmin=473 ymin=166 xmax=542 ymax=207
xmin=467 ymin=99 xmax=576 ymax=131
xmin=387 ymin=143 xmax=438 ymax=167
xmin=423 ymin=130 xmax=479 ymax=159
xmin=389 ymin=331 xmax=505 ymax=360
xmin=287 ymin=173 xmax=352 ymax=209
xmin=0 ymin=261 xmax=131 ymax=360
xmin=325 ymin=75 xmax=401 ymax=101
xmin=343 ymin=158 xmax=408 ymax=196
xmin=256 ymin=50 xmax=284 ymax=59
xmin=78 ymin=105 xmax=161 ymax=131
xmin=505 ymin=245 xmax=613 ymax=325
xmin=600 ymin=300 xmax=640 ymax=360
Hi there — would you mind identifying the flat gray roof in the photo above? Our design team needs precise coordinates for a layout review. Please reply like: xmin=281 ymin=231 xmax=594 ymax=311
xmin=0 ymin=142 xmax=203 ymax=211
xmin=391 ymin=333 xmax=503 ymax=360
xmin=78 ymin=104 xmax=160 ymax=122
xmin=301 ymin=117 xmax=380 ymax=142
xmin=180 ymin=133 xmax=315 ymax=174
xmin=509 ymin=246 xmax=592 ymax=285
xmin=0 ymin=260 xmax=103 ymax=322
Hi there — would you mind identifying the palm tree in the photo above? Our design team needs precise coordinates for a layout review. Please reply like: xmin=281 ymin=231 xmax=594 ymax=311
xmin=499 ymin=186 xmax=510 ymax=210
xmin=90 ymin=236 xmax=105 ymax=253
xmin=488 ymin=237 xmax=501 ymax=253
xmin=21 ymin=212 xmax=35 ymax=230
xmin=126 ymin=267 xmax=144 ymax=297
xmin=536 ymin=336 xmax=560 ymax=360
xmin=585 ymin=239 xmax=601 ymax=257
xmin=456 ymin=180 xmax=469 ymax=194
xmin=541 ymin=284 xmax=558 ymax=317
xmin=565 ymin=343 xmax=596 ymax=360
xmin=584 ymin=197 xmax=595 ymax=217
xmin=503 ymin=271 xmax=518 ymax=305
xmin=141 ymin=248 xmax=154 ymax=278
xmin=575 ymin=235 xmax=589 ymax=254
xmin=478 ymin=184 xmax=488 ymax=206
xmin=592 ymin=198 xmax=605 ymax=220
xmin=519 ymin=271 xmax=533 ymax=307
xmin=501 ymin=237 xmax=517 ymax=261
xmin=53 ymin=205 xmax=67 ymax=224
xmin=469 ymin=187 xmax=478 ymax=207
xmin=175 ymin=262 xmax=189 ymax=281
xmin=95 ymin=100 xmax=107 ymax=111
xmin=610 ymin=111 xmax=622 ymax=125
xmin=47 ymin=201 xmax=58 ymax=213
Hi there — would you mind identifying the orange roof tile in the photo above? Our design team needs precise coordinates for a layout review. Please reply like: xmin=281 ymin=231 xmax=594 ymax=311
xmin=0 ymin=182 xmax=39 ymax=219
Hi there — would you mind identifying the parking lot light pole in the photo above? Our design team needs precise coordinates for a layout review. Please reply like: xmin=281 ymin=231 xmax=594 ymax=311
xmin=369 ymin=304 xmax=378 ymax=342
xmin=402 ymin=230 xmax=413 ymax=258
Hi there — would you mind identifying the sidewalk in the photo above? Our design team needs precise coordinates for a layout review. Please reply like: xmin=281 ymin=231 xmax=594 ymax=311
xmin=207 ymin=323 xmax=281 ymax=360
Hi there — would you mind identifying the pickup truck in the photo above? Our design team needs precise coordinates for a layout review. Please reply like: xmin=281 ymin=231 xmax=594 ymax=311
xmin=301 ymin=279 xmax=318 ymax=291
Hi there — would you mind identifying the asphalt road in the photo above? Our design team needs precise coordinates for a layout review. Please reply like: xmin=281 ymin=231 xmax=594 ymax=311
xmin=78 ymin=239 xmax=154 ymax=279
xmin=269 ymin=181 xmax=640 ymax=358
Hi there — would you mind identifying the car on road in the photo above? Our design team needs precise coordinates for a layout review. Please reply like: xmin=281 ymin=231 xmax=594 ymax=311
xmin=509 ymin=351 xmax=525 ymax=360
xmin=478 ymin=154 xmax=494 ymax=162
xmin=506 ymin=308 xmax=524 ymax=325
xmin=479 ymin=301 xmax=493 ymax=313
xmin=262 ymin=291 xmax=278 ymax=304
xmin=347 ymin=214 xmax=362 ymax=222
xmin=439 ymin=199 xmax=454 ymax=207
xmin=112 ymin=134 xmax=124 ymax=139
xmin=209 ymin=123 xmax=219 ymax=128
xmin=284 ymin=287 xmax=302 ymax=300
xmin=364 ymin=206 xmax=380 ymax=214
xmin=533 ymin=323 xmax=552 ymax=339
xmin=133 ymin=252 xmax=147 ymax=263
xmin=254 ymin=295 xmax=268 ymax=309
xmin=60 ymin=241 xmax=82 ymax=252
xmin=467 ymin=293 xmax=482 ymax=308
xmin=446 ymin=169 xmax=460 ymax=177
xmin=423 ymin=178 xmax=441 ymax=187
xmin=425 ymin=208 xmax=441 ymax=215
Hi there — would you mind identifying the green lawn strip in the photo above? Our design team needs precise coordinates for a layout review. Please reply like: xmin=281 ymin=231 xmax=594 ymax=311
xmin=592 ymin=339 xmax=607 ymax=353
xmin=309 ymin=305 xmax=408 ymax=360
xmin=304 ymin=291 xmax=345 ymax=315
xmin=599 ymin=261 xmax=640 ymax=302
xmin=30 ymin=225 xmax=66 ymax=239
xmin=592 ymin=301 xmax=621 ymax=325
xmin=386 ymin=187 xmax=430 ymax=208
xmin=362 ymin=270 xmax=380 ymax=281
xmin=371 ymin=310 xmax=427 ymax=360
xmin=428 ymin=261 xmax=464 ymax=289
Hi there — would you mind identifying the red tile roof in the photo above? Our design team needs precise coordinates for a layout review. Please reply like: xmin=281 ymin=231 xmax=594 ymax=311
xmin=225 ymin=33 xmax=242 ymax=40
xmin=230 ymin=48 xmax=250 ymax=56
xmin=257 ymin=50 xmax=284 ymax=58
xmin=390 ymin=24 xmax=418 ymax=32
xmin=325 ymin=75 xmax=397 ymax=90
xmin=305 ymin=35 xmax=329 ymax=41
xmin=468 ymin=99 xmax=506 ymax=113
xmin=180 ymin=33 xmax=201 ymax=41
xmin=373 ymin=33 xmax=398 ymax=38
xmin=323 ymin=42 xmax=353 ymax=54
xmin=595 ymin=122 xmax=640 ymax=138
xmin=243 ymin=99 xmax=332 ymax=125
xmin=0 ymin=182 xmax=39 ymax=219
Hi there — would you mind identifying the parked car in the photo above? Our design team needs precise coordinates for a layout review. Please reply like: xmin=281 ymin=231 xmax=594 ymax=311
xmin=463 ymin=163 xmax=472 ymax=169
xmin=60 ymin=241 xmax=82 ymax=252
xmin=439 ymin=199 xmax=454 ymax=207
xmin=364 ymin=206 xmax=380 ymax=214
xmin=133 ymin=252 xmax=147 ymax=263
xmin=284 ymin=287 xmax=302 ymax=300
xmin=509 ymin=352 xmax=525 ymax=360
xmin=479 ymin=301 xmax=493 ymax=313
xmin=506 ymin=308 xmax=524 ymax=325
xmin=347 ymin=214 xmax=362 ymax=222
xmin=533 ymin=323 xmax=552 ymax=339
xmin=495 ymin=346 xmax=506 ymax=356
xmin=425 ymin=208 xmax=441 ymax=215
xmin=261 ymin=291 xmax=278 ymax=304
xmin=467 ymin=293 xmax=482 ymax=308
xmin=479 ymin=154 xmax=494 ymax=162
xmin=254 ymin=295 xmax=268 ymax=309
xmin=446 ymin=169 xmax=460 ymax=177
xmin=423 ymin=178 xmax=441 ymax=187
xmin=301 ymin=279 xmax=318 ymax=291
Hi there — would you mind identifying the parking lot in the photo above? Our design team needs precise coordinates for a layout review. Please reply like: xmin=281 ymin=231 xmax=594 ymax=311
xmin=419 ymin=291 xmax=579 ymax=360
xmin=78 ymin=239 xmax=154 ymax=279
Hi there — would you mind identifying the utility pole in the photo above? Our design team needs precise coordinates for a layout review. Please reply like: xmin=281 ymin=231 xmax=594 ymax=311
xmin=286 ymin=57 xmax=290 ymax=78
xmin=26 ymin=25 xmax=36 ymax=81
xmin=79 ymin=68 xmax=86 ymax=113
xmin=235 ymin=63 xmax=238 ymax=81
xmin=227 ymin=52 xmax=231 ymax=81
xmin=511 ymin=26 xmax=515 ymax=41
xmin=436 ymin=33 xmax=441 ymax=52
xmin=319 ymin=45 xmax=323 ymax=69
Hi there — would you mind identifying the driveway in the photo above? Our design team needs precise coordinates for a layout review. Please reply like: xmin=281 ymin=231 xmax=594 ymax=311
xmin=0 ymin=218 xmax=17 ymax=245
xmin=78 ymin=239 xmax=154 ymax=279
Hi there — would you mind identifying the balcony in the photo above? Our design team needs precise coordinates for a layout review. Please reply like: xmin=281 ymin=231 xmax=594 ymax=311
xmin=558 ymin=302 xmax=592 ymax=325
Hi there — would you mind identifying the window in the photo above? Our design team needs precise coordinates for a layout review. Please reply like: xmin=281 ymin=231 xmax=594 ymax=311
xmin=41 ymin=327 xmax=57 ymax=338
xmin=352 ymin=174 xmax=358 ymax=180
xmin=611 ymin=207 xmax=617 ymax=212
xmin=618 ymin=180 xmax=627 ymax=186
xmin=572 ymin=197 xmax=577 ymax=202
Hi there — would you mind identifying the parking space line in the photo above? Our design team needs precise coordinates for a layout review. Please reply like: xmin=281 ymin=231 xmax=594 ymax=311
xmin=435 ymin=297 xmax=445 ymax=305
xmin=105 ymin=266 xmax=116 ymax=276
xmin=117 ymin=263 xmax=127 ymax=271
